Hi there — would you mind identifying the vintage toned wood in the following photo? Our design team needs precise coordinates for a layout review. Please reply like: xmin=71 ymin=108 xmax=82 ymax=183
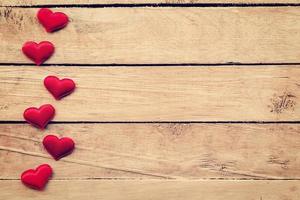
xmin=0 ymin=66 xmax=299 ymax=121
xmin=1 ymin=180 xmax=300 ymax=200
xmin=1 ymin=123 xmax=300 ymax=179
xmin=2 ymin=0 xmax=300 ymax=6
xmin=1 ymin=7 xmax=300 ymax=64
xmin=1 ymin=3 xmax=300 ymax=199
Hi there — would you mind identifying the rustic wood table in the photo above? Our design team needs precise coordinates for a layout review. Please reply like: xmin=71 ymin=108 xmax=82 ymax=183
xmin=1 ymin=0 xmax=300 ymax=199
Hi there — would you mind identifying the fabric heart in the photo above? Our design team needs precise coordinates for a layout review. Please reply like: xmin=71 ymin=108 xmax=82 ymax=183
xmin=21 ymin=164 xmax=53 ymax=190
xmin=22 ymin=41 xmax=55 ymax=65
xmin=23 ymin=104 xmax=55 ymax=129
xmin=43 ymin=135 xmax=75 ymax=160
xmin=37 ymin=8 xmax=69 ymax=33
xmin=44 ymin=76 xmax=76 ymax=100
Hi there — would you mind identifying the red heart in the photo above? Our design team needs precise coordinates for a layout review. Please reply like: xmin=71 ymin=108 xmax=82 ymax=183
xmin=44 ymin=76 xmax=76 ymax=100
xmin=43 ymin=135 xmax=75 ymax=160
xmin=23 ymin=104 xmax=55 ymax=129
xmin=22 ymin=41 xmax=55 ymax=65
xmin=21 ymin=164 xmax=53 ymax=190
xmin=37 ymin=8 xmax=69 ymax=33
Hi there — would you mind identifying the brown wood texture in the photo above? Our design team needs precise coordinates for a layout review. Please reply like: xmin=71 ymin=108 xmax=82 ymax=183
xmin=1 ymin=66 xmax=299 ymax=121
xmin=1 ymin=7 xmax=300 ymax=64
xmin=1 ymin=123 xmax=300 ymax=179
xmin=1 ymin=180 xmax=300 ymax=200
xmin=1 ymin=0 xmax=300 ymax=6
xmin=1 ymin=2 xmax=300 ymax=199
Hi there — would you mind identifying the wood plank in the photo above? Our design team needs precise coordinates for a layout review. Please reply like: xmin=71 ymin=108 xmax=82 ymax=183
xmin=0 ymin=66 xmax=299 ymax=121
xmin=1 ymin=7 xmax=300 ymax=64
xmin=1 ymin=123 xmax=300 ymax=179
xmin=1 ymin=180 xmax=299 ymax=199
xmin=2 ymin=0 xmax=300 ymax=6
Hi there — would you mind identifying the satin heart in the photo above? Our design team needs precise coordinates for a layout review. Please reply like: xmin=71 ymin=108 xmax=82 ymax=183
xmin=37 ymin=8 xmax=69 ymax=33
xmin=23 ymin=104 xmax=55 ymax=129
xmin=21 ymin=164 xmax=53 ymax=190
xmin=43 ymin=135 xmax=75 ymax=160
xmin=44 ymin=76 xmax=76 ymax=100
xmin=22 ymin=41 xmax=55 ymax=65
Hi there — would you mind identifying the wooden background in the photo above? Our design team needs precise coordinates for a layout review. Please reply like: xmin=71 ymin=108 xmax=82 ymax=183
xmin=1 ymin=0 xmax=300 ymax=199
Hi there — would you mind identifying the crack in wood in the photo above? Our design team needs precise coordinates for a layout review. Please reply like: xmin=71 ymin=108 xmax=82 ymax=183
xmin=0 ymin=146 xmax=177 ymax=179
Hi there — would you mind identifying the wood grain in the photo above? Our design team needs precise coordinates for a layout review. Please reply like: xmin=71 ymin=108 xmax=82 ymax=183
xmin=2 ymin=0 xmax=300 ymax=6
xmin=1 ymin=1 xmax=300 ymax=199
xmin=2 ymin=7 xmax=300 ymax=64
xmin=1 ymin=180 xmax=299 ymax=199
xmin=0 ymin=66 xmax=299 ymax=121
xmin=1 ymin=123 xmax=300 ymax=179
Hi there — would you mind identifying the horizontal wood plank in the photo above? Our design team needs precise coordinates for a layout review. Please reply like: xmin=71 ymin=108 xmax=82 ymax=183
xmin=1 ymin=180 xmax=299 ymax=199
xmin=0 ymin=66 xmax=299 ymax=121
xmin=1 ymin=7 xmax=300 ymax=64
xmin=2 ymin=0 xmax=300 ymax=6
xmin=1 ymin=123 xmax=300 ymax=179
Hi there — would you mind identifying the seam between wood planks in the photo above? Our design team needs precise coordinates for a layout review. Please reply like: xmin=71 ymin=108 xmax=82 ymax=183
xmin=2 ymin=3 xmax=300 ymax=8
xmin=2 ymin=63 xmax=300 ymax=67
xmin=2 ymin=178 xmax=300 ymax=180
xmin=1 ymin=121 xmax=300 ymax=124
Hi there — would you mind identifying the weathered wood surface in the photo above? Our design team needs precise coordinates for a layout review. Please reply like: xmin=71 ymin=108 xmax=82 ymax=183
xmin=1 ymin=2 xmax=300 ymax=199
xmin=1 ymin=123 xmax=300 ymax=179
xmin=2 ymin=7 xmax=300 ymax=64
xmin=0 ymin=66 xmax=299 ymax=121
xmin=1 ymin=180 xmax=300 ymax=200
xmin=2 ymin=0 xmax=300 ymax=6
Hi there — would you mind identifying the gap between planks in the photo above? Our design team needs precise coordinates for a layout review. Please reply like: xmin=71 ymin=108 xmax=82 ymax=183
xmin=2 ymin=121 xmax=300 ymax=124
xmin=3 ymin=3 xmax=300 ymax=8
xmin=3 ymin=63 xmax=300 ymax=66
xmin=3 ymin=0 xmax=300 ymax=7
xmin=2 ymin=177 xmax=300 ymax=180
